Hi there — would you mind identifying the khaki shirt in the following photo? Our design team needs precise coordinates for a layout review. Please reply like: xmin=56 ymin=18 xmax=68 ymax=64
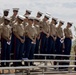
xmin=13 ymin=22 xmax=25 ymax=36
xmin=64 ymin=28 xmax=72 ymax=38
xmin=36 ymin=20 xmax=42 ymax=32
xmin=25 ymin=24 xmax=37 ymax=39
xmin=2 ymin=23 xmax=12 ymax=39
xmin=22 ymin=21 xmax=28 ymax=27
xmin=50 ymin=24 xmax=57 ymax=36
xmin=10 ymin=15 xmax=17 ymax=26
xmin=40 ymin=21 xmax=50 ymax=34
xmin=0 ymin=16 xmax=5 ymax=24
xmin=0 ymin=23 xmax=3 ymax=37
xmin=56 ymin=27 xmax=63 ymax=38
xmin=34 ymin=24 xmax=40 ymax=36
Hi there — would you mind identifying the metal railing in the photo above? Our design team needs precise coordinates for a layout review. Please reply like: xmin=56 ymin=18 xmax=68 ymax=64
xmin=0 ymin=54 xmax=76 ymax=75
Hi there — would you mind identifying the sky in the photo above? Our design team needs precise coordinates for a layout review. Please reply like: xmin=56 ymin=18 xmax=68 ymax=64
xmin=0 ymin=0 xmax=76 ymax=38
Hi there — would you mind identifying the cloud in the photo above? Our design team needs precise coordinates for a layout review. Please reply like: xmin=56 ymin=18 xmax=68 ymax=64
xmin=63 ymin=2 xmax=76 ymax=8
xmin=0 ymin=0 xmax=75 ymax=34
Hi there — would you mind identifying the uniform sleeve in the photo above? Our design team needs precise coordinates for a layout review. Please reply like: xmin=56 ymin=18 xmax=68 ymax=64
xmin=56 ymin=27 xmax=58 ymax=36
xmin=0 ymin=25 xmax=3 ymax=36
xmin=64 ymin=29 xmax=67 ymax=35
xmin=38 ymin=26 xmax=40 ymax=34
xmin=9 ymin=17 xmax=13 ymax=26
xmin=39 ymin=22 xmax=43 ymax=30
xmin=64 ymin=28 xmax=69 ymax=37
xmin=13 ymin=25 xmax=17 ymax=32
xmin=49 ymin=24 xmax=52 ymax=35
xmin=9 ymin=26 xmax=12 ymax=34
xmin=0 ymin=26 xmax=2 ymax=36
xmin=25 ymin=25 xmax=29 ymax=35
xmin=70 ymin=29 xmax=73 ymax=36
xmin=48 ymin=24 xmax=50 ymax=34
xmin=61 ymin=28 xmax=64 ymax=37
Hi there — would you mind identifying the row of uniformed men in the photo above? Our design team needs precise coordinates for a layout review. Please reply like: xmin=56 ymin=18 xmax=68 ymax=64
xmin=0 ymin=8 xmax=73 ymax=67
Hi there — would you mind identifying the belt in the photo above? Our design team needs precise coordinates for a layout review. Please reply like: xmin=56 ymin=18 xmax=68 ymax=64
xmin=32 ymin=36 xmax=35 ymax=39
xmin=40 ymin=27 xmax=42 ymax=28
xmin=33 ymin=38 xmax=35 ymax=39
xmin=40 ymin=27 xmax=42 ymax=30
xmin=53 ymin=35 xmax=56 ymax=37
xmin=47 ymin=32 xmax=49 ymax=33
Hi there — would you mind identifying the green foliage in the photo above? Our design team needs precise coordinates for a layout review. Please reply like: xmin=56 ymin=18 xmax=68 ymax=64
xmin=74 ymin=26 xmax=76 ymax=35
xmin=73 ymin=26 xmax=76 ymax=47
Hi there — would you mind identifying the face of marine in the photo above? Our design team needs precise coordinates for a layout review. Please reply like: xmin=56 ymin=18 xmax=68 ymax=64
xmin=4 ymin=11 xmax=9 ymax=16
xmin=13 ymin=10 xmax=18 ymax=16
xmin=43 ymin=17 xmax=48 ymax=22
xmin=24 ymin=17 xmax=28 ymax=23
xmin=67 ymin=24 xmax=72 ymax=28
xmin=36 ymin=13 xmax=42 ymax=18
xmin=34 ymin=20 xmax=38 ymax=25
xmin=29 ymin=19 xmax=33 ymax=25
xmin=17 ymin=18 xmax=23 ymax=24
xmin=59 ymin=22 xmax=63 ymax=27
xmin=25 ymin=11 xmax=31 ymax=16
xmin=51 ymin=19 xmax=56 ymax=25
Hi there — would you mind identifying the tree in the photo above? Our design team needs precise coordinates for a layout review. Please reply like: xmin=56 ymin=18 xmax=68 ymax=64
xmin=73 ymin=26 xmax=76 ymax=47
